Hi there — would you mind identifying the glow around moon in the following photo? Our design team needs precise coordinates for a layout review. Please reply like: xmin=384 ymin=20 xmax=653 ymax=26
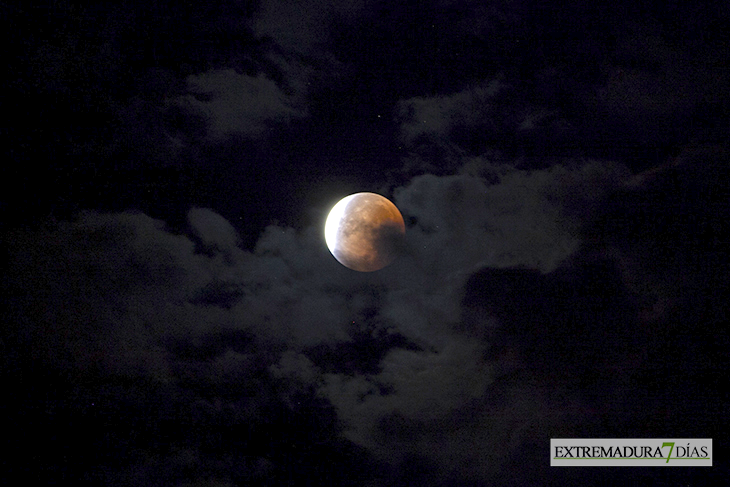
xmin=325 ymin=192 xmax=406 ymax=272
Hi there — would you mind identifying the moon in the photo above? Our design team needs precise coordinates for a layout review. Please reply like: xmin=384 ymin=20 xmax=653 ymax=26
xmin=325 ymin=192 xmax=406 ymax=272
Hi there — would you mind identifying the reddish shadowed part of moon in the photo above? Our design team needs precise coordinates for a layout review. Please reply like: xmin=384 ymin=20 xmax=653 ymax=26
xmin=325 ymin=192 xmax=406 ymax=272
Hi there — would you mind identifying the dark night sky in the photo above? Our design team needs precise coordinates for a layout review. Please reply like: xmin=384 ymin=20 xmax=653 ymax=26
xmin=3 ymin=1 xmax=729 ymax=485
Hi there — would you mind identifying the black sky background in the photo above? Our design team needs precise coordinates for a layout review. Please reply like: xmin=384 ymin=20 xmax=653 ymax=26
xmin=3 ymin=1 xmax=729 ymax=485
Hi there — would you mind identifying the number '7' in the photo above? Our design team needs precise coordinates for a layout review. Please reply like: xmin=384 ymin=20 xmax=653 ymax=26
xmin=662 ymin=442 xmax=675 ymax=463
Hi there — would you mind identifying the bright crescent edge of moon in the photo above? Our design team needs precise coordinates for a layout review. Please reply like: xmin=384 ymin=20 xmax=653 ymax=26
xmin=324 ymin=193 xmax=356 ymax=253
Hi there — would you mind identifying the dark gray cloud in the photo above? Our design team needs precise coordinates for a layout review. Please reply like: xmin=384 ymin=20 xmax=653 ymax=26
xmin=177 ymin=69 xmax=309 ymax=140
xmin=5 ymin=1 xmax=728 ymax=485
xmin=397 ymin=79 xmax=507 ymax=147
xmin=6 ymin=157 xmax=726 ymax=487
xmin=5 ymin=152 xmax=650 ymax=485
xmin=252 ymin=0 xmax=369 ymax=55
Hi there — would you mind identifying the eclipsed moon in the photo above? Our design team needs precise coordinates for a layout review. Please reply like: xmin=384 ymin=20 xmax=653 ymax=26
xmin=325 ymin=192 xmax=406 ymax=272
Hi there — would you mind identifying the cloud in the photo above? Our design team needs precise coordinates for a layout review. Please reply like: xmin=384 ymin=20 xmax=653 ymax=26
xmin=594 ymin=23 xmax=729 ymax=120
xmin=178 ymin=69 xmax=307 ymax=139
xmin=188 ymin=207 xmax=241 ymax=253
xmin=309 ymin=159 xmax=631 ymax=481
xmin=252 ymin=0 xmax=369 ymax=55
xmin=396 ymin=161 xmax=627 ymax=275
xmin=8 ymin=2 xmax=728 ymax=484
xmin=395 ymin=78 xmax=584 ymax=166
xmin=5 ymin=207 xmax=362 ymax=484
xmin=321 ymin=336 xmax=493 ymax=439
xmin=4 ymin=157 xmax=651 ymax=485
xmin=6 ymin=211 xmax=225 ymax=376
xmin=584 ymin=143 xmax=730 ymax=323
xmin=397 ymin=79 xmax=506 ymax=147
